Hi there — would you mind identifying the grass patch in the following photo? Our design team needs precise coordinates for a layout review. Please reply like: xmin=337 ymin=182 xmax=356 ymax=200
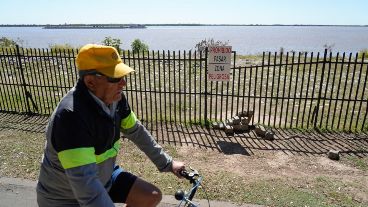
xmin=1 ymin=129 xmax=367 ymax=206
xmin=0 ymin=130 xmax=44 ymax=179
xmin=345 ymin=156 xmax=368 ymax=172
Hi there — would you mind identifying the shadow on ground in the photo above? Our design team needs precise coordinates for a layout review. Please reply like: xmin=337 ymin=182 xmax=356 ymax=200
xmin=1 ymin=112 xmax=367 ymax=157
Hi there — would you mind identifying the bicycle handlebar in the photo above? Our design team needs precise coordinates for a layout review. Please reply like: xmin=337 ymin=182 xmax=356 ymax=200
xmin=175 ymin=167 xmax=205 ymax=206
xmin=179 ymin=168 xmax=200 ymax=182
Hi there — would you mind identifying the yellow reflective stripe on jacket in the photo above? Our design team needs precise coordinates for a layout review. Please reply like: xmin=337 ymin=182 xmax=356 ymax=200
xmin=95 ymin=140 xmax=121 ymax=164
xmin=120 ymin=111 xmax=137 ymax=129
xmin=58 ymin=147 xmax=96 ymax=169
xmin=58 ymin=141 xmax=121 ymax=169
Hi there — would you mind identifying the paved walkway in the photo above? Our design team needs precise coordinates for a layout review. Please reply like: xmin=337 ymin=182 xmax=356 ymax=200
xmin=0 ymin=177 xmax=263 ymax=207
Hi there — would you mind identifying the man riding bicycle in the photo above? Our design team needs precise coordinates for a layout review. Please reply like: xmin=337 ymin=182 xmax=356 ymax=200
xmin=36 ymin=44 xmax=185 ymax=207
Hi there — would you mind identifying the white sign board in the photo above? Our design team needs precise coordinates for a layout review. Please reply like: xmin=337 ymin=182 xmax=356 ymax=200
xmin=208 ymin=46 xmax=232 ymax=81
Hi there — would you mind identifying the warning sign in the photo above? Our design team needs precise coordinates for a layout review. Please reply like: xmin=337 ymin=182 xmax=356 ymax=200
xmin=208 ymin=46 xmax=232 ymax=81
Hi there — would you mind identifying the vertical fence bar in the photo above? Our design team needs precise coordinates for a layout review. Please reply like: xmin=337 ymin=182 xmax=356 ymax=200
xmin=173 ymin=51 xmax=177 ymax=123
xmin=225 ymin=67 xmax=230 ymax=120
xmin=199 ymin=50 xmax=203 ymax=122
xmin=263 ymin=52 xmax=270 ymax=125
xmin=302 ymin=52 xmax=313 ymax=128
xmin=157 ymin=50 xmax=164 ymax=131
xmin=178 ymin=51 xmax=182 ymax=123
xmin=236 ymin=65 xmax=241 ymax=119
xmin=204 ymin=48 xmax=209 ymax=126
xmin=258 ymin=53 xmax=265 ymax=123
xmin=296 ymin=52 xmax=308 ymax=128
xmin=344 ymin=53 xmax=358 ymax=131
xmin=188 ymin=51 xmax=192 ymax=123
xmin=241 ymin=66 xmax=246 ymax=117
xmin=332 ymin=53 xmax=345 ymax=129
xmin=124 ymin=51 xmax=133 ymax=111
xmin=193 ymin=50 xmax=197 ymax=121
xmin=307 ymin=52 xmax=320 ymax=128
xmin=355 ymin=56 xmax=367 ymax=131
xmin=313 ymin=49 xmax=327 ymax=128
xmin=230 ymin=52 xmax=236 ymax=118
xmin=162 ymin=50 xmax=167 ymax=123
xmin=269 ymin=52 xmax=277 ymax=127
xmin=285 ymin=52 xmax=295 ymax=127
xmin=56 ymin=49 xmax=68 ymax=96
xmin=15 ymin=46 xmax=31 ymax=113
xmin=253 ymin=65 xmax=258 ymax=124
xmin=183 ymin=50 xmax=187 ymax=124
xmin=209 ymin=60 xmax=217 ymax=120
xmin=350 ymin=55 xmax=364 ymax=130
xmin=143 ymin=50 xmax=149 ymax=123
xmin=152 ymin=51 xmax=158 ymax=137
xmin=326 ymin=52 xmax=339 ymax=129
xmin=291 ymin=52 xmax=301 ymax=128
xmin=26 ymin=48 xmax=41 ymax=114
xmin=280 ymin=52 xmax=289 ymax=127
xmin=0 ymin=48 xmax=10 ymax=111
xmin=319 ymin=51 xmax=332 ymax=129
xmin=337 ymin=53 xmax=352 ymax=130
xmin=49 ymin=48 xmax=62 ymax=108
xmin=248 ymin=65 xmax=252 ymax=123
xmin=274 ymin=53 xmax=282 ymax=127
xmin=148 ymin=51 xmax=153 ymax=128
xmin=168 ymin=50 xmax=172 ymax=123
xmin=38 ymin=48 xmax=51 ymax=113
xmin=5 ymin=48 xmax=22 ymax=112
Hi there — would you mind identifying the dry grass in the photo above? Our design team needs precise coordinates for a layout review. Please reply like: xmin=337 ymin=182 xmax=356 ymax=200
xmin=0 ymin=113 xmax=367 ymax=206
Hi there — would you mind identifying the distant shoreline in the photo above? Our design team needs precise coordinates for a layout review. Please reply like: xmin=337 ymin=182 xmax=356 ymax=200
xmin=0 ymin=23 xmax=367 ymax=28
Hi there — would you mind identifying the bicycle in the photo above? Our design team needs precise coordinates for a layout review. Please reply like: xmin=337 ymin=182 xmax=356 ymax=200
xmin=174 ymin=167 xmax=210 ymax=207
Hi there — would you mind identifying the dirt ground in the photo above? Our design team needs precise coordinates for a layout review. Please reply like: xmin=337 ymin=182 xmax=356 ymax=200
xmin=0 ymin=112 xmax=368 ymax=204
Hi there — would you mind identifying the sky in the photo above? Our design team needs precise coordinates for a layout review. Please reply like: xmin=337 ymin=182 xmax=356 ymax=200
xmin=1 ymin=0 xmax=367 ymax=25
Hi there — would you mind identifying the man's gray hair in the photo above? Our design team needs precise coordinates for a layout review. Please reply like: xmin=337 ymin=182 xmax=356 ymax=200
xmin=79 ymin=69 xmax=98 ymax=79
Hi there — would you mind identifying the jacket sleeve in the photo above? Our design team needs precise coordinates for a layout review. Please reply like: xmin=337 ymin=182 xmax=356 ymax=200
xmin=53 ymin=110 xmax=115 ymax=207
xmin=65 ymin=164 xmax=115 ymax=207
xmin=120 ymin=112 xmax=173 ymax=172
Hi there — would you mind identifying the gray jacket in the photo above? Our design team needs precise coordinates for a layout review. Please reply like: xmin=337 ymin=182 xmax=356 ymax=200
xmin=36 ymin=80 xmax=172 ymax=206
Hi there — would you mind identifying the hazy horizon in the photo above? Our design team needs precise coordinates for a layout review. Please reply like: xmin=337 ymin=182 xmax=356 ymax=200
xmin=1 ymin=0 xmax=367 ymax=25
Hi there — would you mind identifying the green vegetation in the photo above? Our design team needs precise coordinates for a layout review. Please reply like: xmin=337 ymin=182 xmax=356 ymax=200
xmin=131 ymin=39 xmax=149 ymax=53
xmin=346 ymin=156 xmax=368 ymax=171
xmin=358 ymin=49 xmax=368 ymax=59
xmin=0 ymin=37 xmax=18 ymax=48
xmin=195 ymin=38 xmax=229 ymax=52
xmin=102 ymin=36 xmax=122 ymax=54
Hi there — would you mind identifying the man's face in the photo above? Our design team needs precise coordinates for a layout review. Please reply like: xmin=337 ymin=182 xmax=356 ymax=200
xmin=91 ymin=75 xmax=127 ymax=105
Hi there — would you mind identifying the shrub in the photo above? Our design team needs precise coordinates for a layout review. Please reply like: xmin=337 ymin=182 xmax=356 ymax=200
xmin=131 ymin=39 xmax=149 ymax=53
xmin=358 ymin=49 xmax=368 ymax=59
xmin=102 ymin=36 xmax=122 ymax=54
xmin=195 ymin=38 xmax=229 ymax=52
xmin=49 ymin=43 xmax=75 ymax=54
xmin=0 ymin=37 xmax=18 ymax=48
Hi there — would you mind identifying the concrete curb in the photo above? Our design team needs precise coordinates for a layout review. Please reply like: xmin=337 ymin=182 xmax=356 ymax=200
xmin=0 ymin=177 xmax=263 ymax=207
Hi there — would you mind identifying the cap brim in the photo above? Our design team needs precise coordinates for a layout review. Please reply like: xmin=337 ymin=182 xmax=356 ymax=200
xmin=98 ymin=63 xmax=135 ymax=78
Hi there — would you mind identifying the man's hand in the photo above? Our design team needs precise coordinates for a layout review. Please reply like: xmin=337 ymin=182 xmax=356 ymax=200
xmin=171 ymin=160 xmax=185 ymax=178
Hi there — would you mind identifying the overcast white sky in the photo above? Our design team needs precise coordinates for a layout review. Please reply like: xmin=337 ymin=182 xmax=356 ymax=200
xmin=1 ymin=0 xmax=367 ymax=25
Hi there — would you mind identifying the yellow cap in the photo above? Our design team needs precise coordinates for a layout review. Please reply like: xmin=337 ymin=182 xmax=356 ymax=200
xmin=76 ymin=44 xmax=134 ymax=78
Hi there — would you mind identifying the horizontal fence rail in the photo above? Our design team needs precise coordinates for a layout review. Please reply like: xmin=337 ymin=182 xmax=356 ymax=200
xmin=0 ymin=46 xmax=367 ymax=132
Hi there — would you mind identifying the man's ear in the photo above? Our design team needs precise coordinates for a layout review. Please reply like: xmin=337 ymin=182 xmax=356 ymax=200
xmin=83 ymin=75 xmax=96 ymax=91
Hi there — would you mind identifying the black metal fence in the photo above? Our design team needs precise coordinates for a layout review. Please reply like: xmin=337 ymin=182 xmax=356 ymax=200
xmin=0 ymin=46 xmax=367 ymax=132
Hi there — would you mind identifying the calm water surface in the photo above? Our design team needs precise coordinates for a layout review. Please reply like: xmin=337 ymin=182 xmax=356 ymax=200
xmin=1 ymin=26 xmax=368 ymax=54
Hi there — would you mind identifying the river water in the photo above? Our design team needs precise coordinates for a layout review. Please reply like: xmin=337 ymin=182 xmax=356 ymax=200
xmin=1 ymin=26 xmax=368 ymax=54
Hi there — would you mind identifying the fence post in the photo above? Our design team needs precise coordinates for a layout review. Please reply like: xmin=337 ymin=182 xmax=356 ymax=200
xmin=15 ymin=45 xmax=32 ymax=114
xmin=313 ymin=49 xmax=328 ymax=128
xmin=204 ymin=47 xmax=209 ymax=127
